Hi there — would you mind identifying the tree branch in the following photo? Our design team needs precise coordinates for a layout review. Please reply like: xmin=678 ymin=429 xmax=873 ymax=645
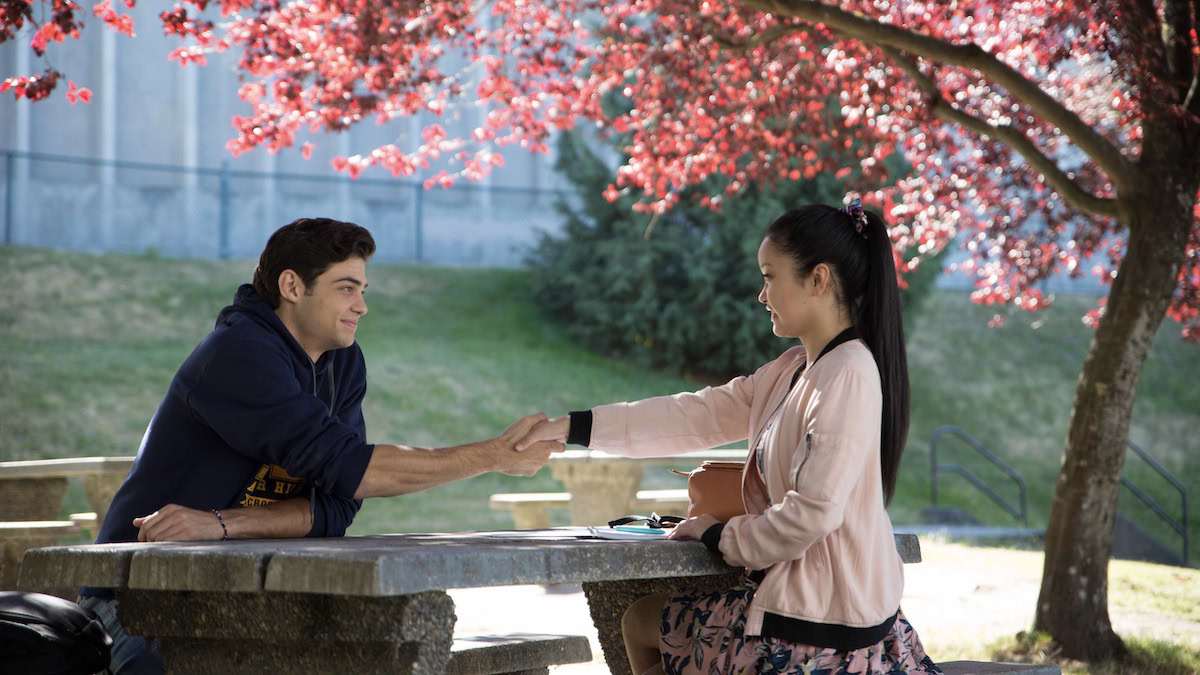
xmin=711 ymin=24 xmax=805 ymax=51
xmin=741 ymin=0 xmax=1137 ymax=194
xmin=883 ymin=47 xmax=1119 ymax=220
xmin=1162 ymin=0 xmax=1196 ymax=97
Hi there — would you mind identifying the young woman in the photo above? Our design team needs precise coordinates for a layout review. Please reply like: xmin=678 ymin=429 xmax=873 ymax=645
xmin=517 ymin=199 xmax=941 ymax=674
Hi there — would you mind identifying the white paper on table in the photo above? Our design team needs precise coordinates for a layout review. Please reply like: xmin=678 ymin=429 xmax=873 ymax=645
xmin=586 ymin=526 xmax=669 ymax=541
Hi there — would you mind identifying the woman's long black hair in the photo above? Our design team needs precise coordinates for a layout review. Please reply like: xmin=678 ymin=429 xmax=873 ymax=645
xmin=765 ymin=204 xmax=910 ymax=505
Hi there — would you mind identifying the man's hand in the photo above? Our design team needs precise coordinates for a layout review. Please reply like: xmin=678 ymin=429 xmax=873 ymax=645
xmin=514 ymin=415 xmax=570 ymax=452
xmin=133 ymin=504 xmax=223 ymax=542
xmin=493 ymin=413 xmax=563 ymax=476
xmin=665 ymin=514 xmax=721 ymax=541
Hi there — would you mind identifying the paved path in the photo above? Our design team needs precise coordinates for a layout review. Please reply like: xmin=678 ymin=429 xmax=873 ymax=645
xmin=450 ymin=540 xmax=1198 ymax=673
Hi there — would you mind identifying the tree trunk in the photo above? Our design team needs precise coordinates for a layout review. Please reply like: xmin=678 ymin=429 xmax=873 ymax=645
xmin=1033 ymin=125 xmax=1199 ymax=660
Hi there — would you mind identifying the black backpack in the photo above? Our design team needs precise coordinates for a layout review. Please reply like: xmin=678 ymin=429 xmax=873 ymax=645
xmin=0 ymin=592 xmax=112 ymax=675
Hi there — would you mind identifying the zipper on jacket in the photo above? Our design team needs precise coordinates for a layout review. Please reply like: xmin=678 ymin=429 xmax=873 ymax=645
xmin=792 ymin=432 xmax=813 ymax=489
xmin=308 ymin=360 xmax=336 ymax=414
xmin=306 ymin=360 xmax=338 ymax=515
xmin=327 ymin=362 xmax=337 ymax=412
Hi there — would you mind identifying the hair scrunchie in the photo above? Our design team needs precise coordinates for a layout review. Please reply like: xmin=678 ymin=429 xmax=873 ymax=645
xmin=843 ymin=193 xmax=869 ymax=239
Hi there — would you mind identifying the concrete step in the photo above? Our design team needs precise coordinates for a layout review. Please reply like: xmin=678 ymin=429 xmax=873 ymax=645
xmin=1112 ymin=513 xmax=1185 ymax=567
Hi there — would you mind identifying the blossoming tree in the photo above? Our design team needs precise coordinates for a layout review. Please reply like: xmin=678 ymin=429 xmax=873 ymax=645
xmin=4 ymin=0 xmax=1198 ymax=659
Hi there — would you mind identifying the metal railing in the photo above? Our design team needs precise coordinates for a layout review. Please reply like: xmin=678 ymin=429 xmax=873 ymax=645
xmin=929 ymin=425 xmax=1028 ymax=526
xmin=1121 ymin=440 xmax=1189 ymax=566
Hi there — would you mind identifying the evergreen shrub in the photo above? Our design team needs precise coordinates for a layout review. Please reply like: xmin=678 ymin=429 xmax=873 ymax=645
xmin=527 ymin=132 xmax=938 ymax=380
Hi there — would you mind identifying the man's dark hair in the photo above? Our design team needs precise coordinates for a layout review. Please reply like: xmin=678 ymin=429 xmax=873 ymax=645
xmin=253 ymin=218 xmax=376 ymax=309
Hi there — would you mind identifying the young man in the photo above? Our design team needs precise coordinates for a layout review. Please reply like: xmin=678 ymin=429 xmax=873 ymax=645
xmin=82 ymin=218 xmax=558 ymax=673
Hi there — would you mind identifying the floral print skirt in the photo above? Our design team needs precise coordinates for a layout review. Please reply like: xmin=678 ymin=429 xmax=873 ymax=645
xmin=659 ymin=572 xmax=942 ymax=674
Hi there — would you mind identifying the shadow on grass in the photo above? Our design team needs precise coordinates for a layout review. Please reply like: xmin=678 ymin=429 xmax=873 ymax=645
xmin=988 ymin=631 xmax=1200 ymax=675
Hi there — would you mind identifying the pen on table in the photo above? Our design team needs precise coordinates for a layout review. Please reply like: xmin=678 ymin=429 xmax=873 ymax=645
xmin=612 ymin=526 xmax=666 ymax=535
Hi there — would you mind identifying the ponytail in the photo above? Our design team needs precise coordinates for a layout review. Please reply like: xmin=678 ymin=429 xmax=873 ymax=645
xmin=857 ymin=210 xmax=909 ymax=505
xmin=764 ymin=204 xmax=910 ymax=504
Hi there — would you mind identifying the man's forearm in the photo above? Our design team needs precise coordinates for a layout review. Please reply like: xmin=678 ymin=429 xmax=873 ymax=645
xmin=351 ymin=413 xmax=561 ymax=500
xmin=222 ymin=496 xmax=314 ymax=539
xmin=353 ymin=442 xmax=496 ymax=500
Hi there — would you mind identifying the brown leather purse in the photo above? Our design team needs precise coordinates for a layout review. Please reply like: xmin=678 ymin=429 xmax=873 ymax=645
xmin=671 ymin=461 xmax=747 ymax=522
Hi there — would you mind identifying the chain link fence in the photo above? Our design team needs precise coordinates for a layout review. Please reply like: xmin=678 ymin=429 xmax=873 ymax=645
xmin=0 ymin=149 xmax=572 ymax=266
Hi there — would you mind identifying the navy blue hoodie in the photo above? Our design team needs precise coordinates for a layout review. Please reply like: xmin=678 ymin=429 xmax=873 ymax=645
xmin=94 ymin=284 xmax=375 ymax=546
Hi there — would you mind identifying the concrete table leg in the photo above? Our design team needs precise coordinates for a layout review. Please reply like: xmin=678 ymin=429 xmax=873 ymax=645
xmin=0 ymin=477 xmax=68 ymax=520
xmin=550 ymin=461 xmax=642 ymax=526
xmin=582 ymin=572 xmax=742 ymax=675
xmin=118 ymin=589 xmax=456 ymax=674
xmin=83 ymin=472 xmax=127 ymax=525
xmin=511 ymin=503 xmax=553 ymax=530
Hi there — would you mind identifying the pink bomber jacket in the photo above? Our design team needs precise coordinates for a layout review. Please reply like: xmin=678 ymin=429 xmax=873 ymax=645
xmin=587 ymin=338 xmax=904 ymax=644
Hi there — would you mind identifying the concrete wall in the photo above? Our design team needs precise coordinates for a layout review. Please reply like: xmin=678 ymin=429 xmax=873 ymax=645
xmin=0 ymin=16 xmax=575 ymax=266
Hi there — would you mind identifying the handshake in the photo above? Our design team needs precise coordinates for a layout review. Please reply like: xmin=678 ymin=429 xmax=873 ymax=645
xmin=134 ymin=413 xmax=579 ymax=542
xmin=487 ymin=413 xmax=572 ymax=476
xmin=488 ymin=411 xmax=718 ymax=543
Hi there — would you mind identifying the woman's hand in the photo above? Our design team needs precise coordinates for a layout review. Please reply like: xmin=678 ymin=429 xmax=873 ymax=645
xmin=494 ymin=412 xmax=562 ymax=476
xmin=515 ymin=415 xmax=570 ymax=452
xmin=665 ymin=513 xmax=721 ymax=541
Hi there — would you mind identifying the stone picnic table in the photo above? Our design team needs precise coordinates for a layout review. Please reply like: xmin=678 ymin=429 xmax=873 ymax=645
xmin=548 ymin=449 xmax=748 ymax=526
xmin=0 ymin=456 xmax=134 ymax=523
xmin=0 ymin=456 xmax=134 ymax=590
xmin=18 ymin=527 xmax=921 ymax=674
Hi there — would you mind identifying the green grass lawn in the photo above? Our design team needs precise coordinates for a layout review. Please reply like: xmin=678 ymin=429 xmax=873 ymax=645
xmin=896 ymin=289 xmax=1199 ymax=563
xmin=912 ymin=541 xmax=1200 ymax=674
xmin=1 ymin=245 xmax=1197 ymax=557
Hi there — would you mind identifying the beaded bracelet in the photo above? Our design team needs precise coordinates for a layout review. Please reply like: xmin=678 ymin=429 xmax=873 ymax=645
xmin=211 ymin=508 xmax=230 ymax=540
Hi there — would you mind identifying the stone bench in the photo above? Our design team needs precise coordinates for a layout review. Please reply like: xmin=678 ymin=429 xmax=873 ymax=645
xmin=630 ymin=488 xmax=689 ymax=516
xmin=69 ymin=512 xmax=98 ymax=540
xmin=490 ymin=490 xmax=691 ymax=529
xmin=0 ymin=521 xmax=80 ymax=590
xmin=549 ymin=450 xmax=747 ymax=525
xmin=448 ymin=633 xmax=592 ymax=674
xmin=940 ymin=662 xmax=1060 ymax=674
